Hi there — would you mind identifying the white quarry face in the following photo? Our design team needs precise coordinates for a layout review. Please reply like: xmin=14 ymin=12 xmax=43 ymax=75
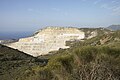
xmin=6 ymin=27 xmax=85 ymax=57
xmin=87 ymin=31 xmax=98 ymax=39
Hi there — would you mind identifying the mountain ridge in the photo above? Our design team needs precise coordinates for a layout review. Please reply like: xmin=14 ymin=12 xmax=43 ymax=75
xmin=107 ymin=25 xmax=120 ymax=31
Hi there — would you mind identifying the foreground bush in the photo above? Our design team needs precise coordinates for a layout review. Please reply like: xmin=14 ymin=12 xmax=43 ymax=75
xmin=28 ymin=46 xmax=120 ymax=80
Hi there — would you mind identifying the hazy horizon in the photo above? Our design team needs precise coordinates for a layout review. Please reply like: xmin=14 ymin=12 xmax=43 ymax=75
xmin=0 ymin=0 xmax=120 ymax=32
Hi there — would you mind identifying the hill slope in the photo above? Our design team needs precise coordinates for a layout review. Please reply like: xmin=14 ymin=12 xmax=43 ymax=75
xmin=107 ymin=25 xmax=120 ymax=31
xmin=0 ymin=44 xmax=47 ymax=80
xmin=0 ymin=29 xmax=120 ymax=80
xmin=29 ymin=30 xmax=120 ymax=80
xmin=4 ymin=27 xmax=85 ymax=56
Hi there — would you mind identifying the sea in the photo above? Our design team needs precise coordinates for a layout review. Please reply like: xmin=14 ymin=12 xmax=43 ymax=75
xmin=0 ymin=31 xmax=33 ymax=40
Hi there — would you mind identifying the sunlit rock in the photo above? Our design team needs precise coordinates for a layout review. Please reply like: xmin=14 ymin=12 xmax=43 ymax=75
xmin=5 ymin=27 xmax=85 ymax=56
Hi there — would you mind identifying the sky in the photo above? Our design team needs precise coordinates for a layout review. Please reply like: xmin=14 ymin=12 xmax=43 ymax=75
xmin=0 ymin=0 xmax=120 ymax=32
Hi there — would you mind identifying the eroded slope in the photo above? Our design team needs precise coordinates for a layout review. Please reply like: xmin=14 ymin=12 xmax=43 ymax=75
xmin=5 ymin=27 xmax=85 ymax=56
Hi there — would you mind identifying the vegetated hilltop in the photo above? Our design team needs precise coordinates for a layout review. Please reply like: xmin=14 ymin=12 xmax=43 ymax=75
xmin=107 ymin=25 xmax=120 ymax=31
xmin=0 ymin=28 xmax=120 ymax=80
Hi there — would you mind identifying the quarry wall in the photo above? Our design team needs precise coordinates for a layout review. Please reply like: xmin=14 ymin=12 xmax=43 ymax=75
xmin=5 ymin=27 xmax=85 ymax=56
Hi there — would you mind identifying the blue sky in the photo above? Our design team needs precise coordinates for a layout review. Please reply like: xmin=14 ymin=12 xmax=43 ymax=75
xmin=0 ymin=0 xmax=120 ymax=32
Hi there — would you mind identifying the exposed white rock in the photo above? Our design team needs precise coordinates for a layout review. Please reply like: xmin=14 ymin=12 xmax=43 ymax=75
xmin=87 ymin=31 xmax=98 ymax=39
xmin=0 ymin=39 xmax=18 ymax=44
xmin=5 ymin=27 xmax=85 ymax=57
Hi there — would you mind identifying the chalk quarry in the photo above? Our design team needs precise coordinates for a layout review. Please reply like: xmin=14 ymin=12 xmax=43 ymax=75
xmin=5 ymin=27 xmax=85 ymax=56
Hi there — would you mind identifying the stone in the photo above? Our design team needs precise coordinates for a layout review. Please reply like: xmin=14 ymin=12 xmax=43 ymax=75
xmin=5 ymin=27 xmax=85 ymax=57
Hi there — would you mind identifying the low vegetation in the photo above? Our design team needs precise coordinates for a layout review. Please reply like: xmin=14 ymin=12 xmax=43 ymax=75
xmin=0 ymin=29 xmax=120 ymax=80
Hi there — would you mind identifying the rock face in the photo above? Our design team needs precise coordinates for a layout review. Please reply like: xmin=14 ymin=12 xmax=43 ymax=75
xmin=5 ymin=27 xmax=85 ymax=56
xmin=86 ymin=31 xmax=98 ymax=39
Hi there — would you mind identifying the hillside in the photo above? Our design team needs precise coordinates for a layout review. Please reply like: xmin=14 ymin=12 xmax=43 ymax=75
xmin=3 ymin=27 xmax=111 ymax=57
xmin=107 ymin=25 xmax=120 ymax=31
xmin=32 ymin=30 xmax=120 ymax=80
xmin=0 ymin=44 xmax=35 ymax=61
xmin=4 ymin=27 xmax=85 ymax=56
xmin=0 ymin=44 xmax=48 ymax=80
xmin=0 ymin=28 xmax=120 ymax=80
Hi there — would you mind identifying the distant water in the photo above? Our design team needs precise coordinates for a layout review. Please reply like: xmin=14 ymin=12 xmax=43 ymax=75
xmin=0 ymin=31 xmax=33 ymax=40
